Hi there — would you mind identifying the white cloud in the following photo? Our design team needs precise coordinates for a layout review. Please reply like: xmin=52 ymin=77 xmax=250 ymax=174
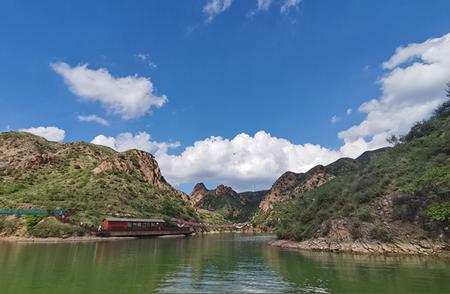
xmin=20 ymin=126 xmax=65 ymax=142
xmin=91 ymin=130 xmax=341 ymax=191
xmin=330 ymin=115 xmax=339 ymax=124
xmin=339 ymin=32 xmax=450 ymax=144
xmin=91 ymin=132 xmax=180 ymax=156
xmin=51 ymin=62 xmax=167 ymax=120
xmin=280 ymin=0 xmax=302 ymax=14
xmin=257 ymin=0 xmax=272 ymax=10
xmin=248 ymin=0 xmax=272 ymax=18
xmin=134 ymin=53 xmax=157 ymax=69
xmin=157 ymin=131 xmax=343 ymax=190
xmin=203 ymin=0 xmax=233 ymax=23
xmin=91 ymin=32 xmax=450 ymax=192
xmin=346 ymin=108 xmax=352 ymax=115
xmin=77 ymin=114 xmax=110 ymax=126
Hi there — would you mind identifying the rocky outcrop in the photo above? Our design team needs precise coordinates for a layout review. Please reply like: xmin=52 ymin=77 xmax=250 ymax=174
xmin=190 ymin=183 xmax=209 ymax=206
xmin=215 ymin=184 xmax=237 ymax=196
xmin=0 ymin=133 xmax=57 ymax=170
xmin=269 ymin=217 xmax=449 ymax=255
xmin=269 ymin=239 xmax=449 ymax=255
xmin=93 ymin=149 xmax=167 ymax=189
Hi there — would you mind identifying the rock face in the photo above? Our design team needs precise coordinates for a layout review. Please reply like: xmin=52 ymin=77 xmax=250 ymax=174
xmin=93 ymin=149 xmax=167 ymax=189
xmin=190 ymin=183 xmax=209 ymax=206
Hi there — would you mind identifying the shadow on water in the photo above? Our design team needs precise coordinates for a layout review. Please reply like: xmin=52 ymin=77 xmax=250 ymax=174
xmin=0 ymin=234 xmax=449 ymax=294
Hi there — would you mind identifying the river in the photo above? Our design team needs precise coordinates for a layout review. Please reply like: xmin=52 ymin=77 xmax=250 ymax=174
xmin=0 ymin=234 xmax=449 ymax=293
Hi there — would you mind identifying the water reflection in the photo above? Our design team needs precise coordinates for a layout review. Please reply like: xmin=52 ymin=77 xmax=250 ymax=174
xmin=0 ymin=235 xmax=449 ymax=294
xmin=262 ymin=245 xmax=450 ymax=294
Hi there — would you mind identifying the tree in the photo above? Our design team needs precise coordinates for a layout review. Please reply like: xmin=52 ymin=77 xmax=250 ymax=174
xmin=433 ymin=82 xmax=450 ymax=116
xmin=386 ymin=134 xmax=400 ymax=145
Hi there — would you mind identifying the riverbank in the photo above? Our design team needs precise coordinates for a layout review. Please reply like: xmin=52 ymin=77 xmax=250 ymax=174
xmin=269 ymin=238 xmax=450 ymax=256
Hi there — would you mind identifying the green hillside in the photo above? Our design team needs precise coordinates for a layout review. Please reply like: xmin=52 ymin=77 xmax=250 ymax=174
xmin=0 ymin=132 xmax=198 ymax=228
xmin=191 ymin=183 xmax=267 ymax=223
xmin=272 ymin=97 xmax=450 ymax=242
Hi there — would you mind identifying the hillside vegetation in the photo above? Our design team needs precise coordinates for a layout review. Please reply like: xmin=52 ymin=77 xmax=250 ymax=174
xmin=190 ymin=183 xmax=267 ymax=223
xmin=0 ymin=132 xmax=198 ymax=230
xmin=271 ymin=96 xmax=450 ymax=244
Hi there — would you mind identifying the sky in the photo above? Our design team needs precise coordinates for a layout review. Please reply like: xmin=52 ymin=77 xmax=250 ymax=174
xmin=1 ymin=0 xmax=450 ymax=193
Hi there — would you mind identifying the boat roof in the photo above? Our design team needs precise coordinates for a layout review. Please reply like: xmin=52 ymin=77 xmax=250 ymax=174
xmin=104 ymin=217 xmax=166 ymax=223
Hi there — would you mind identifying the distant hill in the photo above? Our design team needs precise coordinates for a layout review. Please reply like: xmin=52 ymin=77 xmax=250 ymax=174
xmin=257 ymin=98 xmax=450 ymax=251
xmin=0 ymin=132 xmax=198 ymax=226
xmin=190 ymin=183 xmax=267 ymax=222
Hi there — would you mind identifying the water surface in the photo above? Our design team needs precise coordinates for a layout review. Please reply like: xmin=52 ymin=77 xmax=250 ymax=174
xmin=0 ymin=234 xmax=449 ymax=293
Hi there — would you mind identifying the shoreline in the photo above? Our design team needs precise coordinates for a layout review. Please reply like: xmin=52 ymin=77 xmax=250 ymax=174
xmin=269 ymin=238 xmax=450 ymax=256
xmin=0 ymin=230 xmax=264 ymax=243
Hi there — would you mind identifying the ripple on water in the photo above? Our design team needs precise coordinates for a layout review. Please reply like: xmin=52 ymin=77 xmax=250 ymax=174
xmin=156 ymin=263 xmax=329 ymax=294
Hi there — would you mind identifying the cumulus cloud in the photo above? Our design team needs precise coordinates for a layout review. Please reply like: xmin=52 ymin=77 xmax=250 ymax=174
xmin=91 ymin=132 xmax=180 ymax=156
xmin=280 ymin=0 xmax=302 ymax=14
xmin=51 ymin=62 xmax=167 ymax=120
xmin=203 ymin=0 xmax=233 ymax=23
xmin=77 ymin=114 xmax=110 ymax=126
xmin=20 ymin=126 xmax=65 ymax=142
xmin=339 ymin=32 xmax=450 ymax=146
xmin=92 ymin=130 xmax=341 ymax=191
xmin=346 ymin=108 xmax=352 ymax=115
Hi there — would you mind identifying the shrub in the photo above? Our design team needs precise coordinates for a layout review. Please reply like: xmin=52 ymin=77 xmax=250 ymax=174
xmin=427 ymin=202 xmax=450 ymax=223
xmin=356 ymin=207 xmax=374 ymax=222
xmin=28 ymin=217 xmax=84 ymax=238
xmin=24 ymin=215 xmax=45 ymax=229
xmin=369 ymin=226 xmax=393 ymax=243
xmin=0 ymin=217 xmax=21 ymax=235
xmin=350 ymin=222 xmax=363 ymax=240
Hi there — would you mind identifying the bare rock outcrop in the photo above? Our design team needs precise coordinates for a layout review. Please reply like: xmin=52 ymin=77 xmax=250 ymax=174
xmin=190 ymin=183 xmax=209 ymax=206
xmin=92 ymin=149 xmax=167 ymax=189
xmin=270 ymin=217 xmax=450 ymax=255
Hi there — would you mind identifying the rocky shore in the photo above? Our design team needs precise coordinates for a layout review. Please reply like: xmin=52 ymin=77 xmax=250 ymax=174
xmin=269 ymin=238 xmax=450 ymax=256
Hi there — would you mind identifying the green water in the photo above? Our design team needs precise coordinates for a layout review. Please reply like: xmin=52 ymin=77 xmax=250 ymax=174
xmin=0 ymin=234 xmax=449 ymax=294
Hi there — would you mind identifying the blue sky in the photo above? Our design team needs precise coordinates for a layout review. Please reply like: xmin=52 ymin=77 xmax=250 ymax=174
xmin=1 ymin=0 xmax=450 ymax=192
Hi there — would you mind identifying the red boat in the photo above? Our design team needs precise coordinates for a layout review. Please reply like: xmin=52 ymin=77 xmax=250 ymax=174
xmin=99 ymin=217 xmax=194 ymax=237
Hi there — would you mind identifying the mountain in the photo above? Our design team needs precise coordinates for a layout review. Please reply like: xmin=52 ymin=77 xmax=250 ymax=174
xmin=0 ymin=132 xmax=198 ymax=226
xmin=264 ymin=99 xmax=450 ymax=253
xmin=258 ymin=151 xmax=389 ymax=213
xmin=190 ymin=183 xmax=267 ymax=222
